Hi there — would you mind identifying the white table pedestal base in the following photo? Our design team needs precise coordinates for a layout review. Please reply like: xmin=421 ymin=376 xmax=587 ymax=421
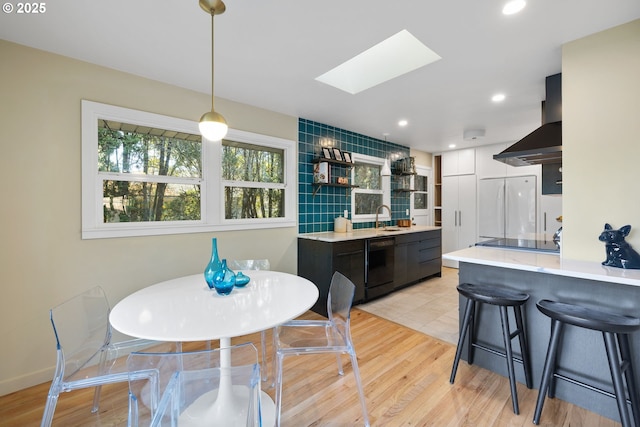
xmin=176 ymin=388 xmax=275 ymax=426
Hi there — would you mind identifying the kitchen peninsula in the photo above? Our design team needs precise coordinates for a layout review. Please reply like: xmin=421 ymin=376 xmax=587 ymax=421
xmin=443 ymin=246 xmax=640 ymax=423
xmin=298 ymin=226 xmax=441 ymax=316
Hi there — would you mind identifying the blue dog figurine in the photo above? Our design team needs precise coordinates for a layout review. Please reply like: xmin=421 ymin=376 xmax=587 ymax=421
xmin=599 ymin=223 xmax=640 ymax=269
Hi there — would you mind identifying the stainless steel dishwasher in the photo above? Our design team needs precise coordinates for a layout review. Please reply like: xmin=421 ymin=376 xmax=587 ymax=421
xmin=366 ymin=237 xmax=395 ymax=301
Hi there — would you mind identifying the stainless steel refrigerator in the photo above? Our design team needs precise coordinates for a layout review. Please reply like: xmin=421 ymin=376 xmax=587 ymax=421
xmin=478 ymin=176 xmax=537 ymax=239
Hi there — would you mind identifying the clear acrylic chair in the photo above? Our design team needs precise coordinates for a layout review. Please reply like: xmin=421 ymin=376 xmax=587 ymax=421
xmin=228 ymin=259 xmax=271 ymax=272
xmin=228 ymin=259 xmax=271 ymax=382
xmin=273 ymin=271 xmax=369 ymax=426
xmin=127 ymin=343 xmax=261 ymax=427
xmin=41 ymin=286 xmax=173 ymax=427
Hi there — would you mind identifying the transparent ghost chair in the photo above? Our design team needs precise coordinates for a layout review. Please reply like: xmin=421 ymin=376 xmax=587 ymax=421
xmin=41 ymin=286 xmax=173 ymax=427
xmin=273 ymin=271 xmax=369 ymax=426
xmin=228 ymin=259 xmax=271 ymax=382
xmin=127 ymin=343 xmax=261 ymax=427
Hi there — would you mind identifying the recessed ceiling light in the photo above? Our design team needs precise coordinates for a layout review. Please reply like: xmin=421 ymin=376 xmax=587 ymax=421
xmin=315 ymin=30 xmax=442 ymax=95
xmin=398 ymin=120 xmax=408 ymax=127
xmin=449 ymin=144 xmax=456 ymax=149
xmin=502 ymin=0 xmax=526 ymax=15
xmin=492 ymin=93 xmax=506 ymax=102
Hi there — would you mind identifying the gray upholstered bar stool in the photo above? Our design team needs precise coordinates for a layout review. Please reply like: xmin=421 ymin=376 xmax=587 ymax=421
xmin=449 ymin=282 xmax=533 ymax=415
xmin=534 ymin=299 xmax=640 ymax=427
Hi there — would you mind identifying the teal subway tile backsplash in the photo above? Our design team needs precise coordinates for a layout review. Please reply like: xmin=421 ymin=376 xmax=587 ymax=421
xmin=298 ymin=118 xmax=411 ymax=233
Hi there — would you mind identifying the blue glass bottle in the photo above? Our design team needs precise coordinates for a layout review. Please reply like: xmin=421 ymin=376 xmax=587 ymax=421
xmin=204 ymin=238 xmax=222 ymax=289
xmin=213 ymin=259 xmax=236 ymax=295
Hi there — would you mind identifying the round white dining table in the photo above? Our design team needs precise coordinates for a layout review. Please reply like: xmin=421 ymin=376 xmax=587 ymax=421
xmin=110 ymin=270 xmax=318 ymax=342
xmin=109 ymin=270 xmax=319 ymax=427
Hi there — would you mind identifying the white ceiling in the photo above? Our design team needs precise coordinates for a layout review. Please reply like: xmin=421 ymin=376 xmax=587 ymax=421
xmin=2 ymin=0 xmax=639 ymax=153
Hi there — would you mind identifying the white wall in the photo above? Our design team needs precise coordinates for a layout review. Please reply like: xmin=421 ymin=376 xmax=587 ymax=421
xmin=0 ymin=40 xmax=299 ymax=395
xmin=562 ymin=19 xmax=640 ymax=261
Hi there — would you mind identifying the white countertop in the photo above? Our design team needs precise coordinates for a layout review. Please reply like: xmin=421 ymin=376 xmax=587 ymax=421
xmin=298 ymin=225 xmax=441 ymax=242
xmin=443 ymin=246 xmax=640 ymax=287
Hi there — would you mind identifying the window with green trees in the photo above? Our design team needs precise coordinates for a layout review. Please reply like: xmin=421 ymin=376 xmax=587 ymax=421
xmin=82 ymin=101 xmax=296 ymax=239
xmin=222 ymin=140 xmax=285 ymax=219
xmin=350 ymin=153 xmax=390 ymax=222
xmin=353 ymin=163 xmax=383 ymax=215
xmin=98 ymin=121 xmax=203 ymax=223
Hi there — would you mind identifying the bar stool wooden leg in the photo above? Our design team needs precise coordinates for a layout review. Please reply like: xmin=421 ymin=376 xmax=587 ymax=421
xmin=467 ymin=301 xmax=476 ymax=364
xmin=499 ymin=305 xmax=520 ymax=414
xmin=604 ymin=332 xmax=634 ymax=427
xmin=450 ymin=298 xmax=475 ymax=384
xmin=619 ymin=334 xmax=640 ymax=427
xmin=533 ymin=319 xmax=564 ymax=425
xmin=514 ymin=305 xmax=533 ymax=389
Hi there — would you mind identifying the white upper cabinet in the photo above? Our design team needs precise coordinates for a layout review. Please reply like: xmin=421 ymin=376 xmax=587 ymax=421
xmin=441 ymin=148 xmax=475 ymax=176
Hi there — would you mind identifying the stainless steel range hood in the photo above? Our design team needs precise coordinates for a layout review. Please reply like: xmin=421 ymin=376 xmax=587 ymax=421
xmin=494 ymin=73 xmax=562 ymax=166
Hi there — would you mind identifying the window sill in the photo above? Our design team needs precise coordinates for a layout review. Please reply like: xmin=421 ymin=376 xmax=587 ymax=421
xmin=82 ymin=220 xmax=297 ymax=240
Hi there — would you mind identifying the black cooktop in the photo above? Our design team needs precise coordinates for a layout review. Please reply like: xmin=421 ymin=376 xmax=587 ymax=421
xmin=475 ymin=238 xmax=560 ymax=253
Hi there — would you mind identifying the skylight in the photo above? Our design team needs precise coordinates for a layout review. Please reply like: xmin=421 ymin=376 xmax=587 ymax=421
xmin=315 ymin=30 xmax=441 ymax=95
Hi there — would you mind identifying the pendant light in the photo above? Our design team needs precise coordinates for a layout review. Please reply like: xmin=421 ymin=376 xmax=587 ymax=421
xmin=198 ymin=0 xmax=228 ymax=141
xmin=380 ymin=158 xmax=392 ymax=176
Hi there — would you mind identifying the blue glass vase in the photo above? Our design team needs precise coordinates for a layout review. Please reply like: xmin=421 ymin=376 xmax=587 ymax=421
xmin=235 ymin=271 xmax=250 ymax=287
xmin=204 ymin=238 xmax=222 ymax=289
xmin=213 ymin=259 xmax=236 ymax=296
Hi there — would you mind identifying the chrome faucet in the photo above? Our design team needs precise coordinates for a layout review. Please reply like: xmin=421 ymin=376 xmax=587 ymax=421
xmin=375 ymin=204 xmax=392 ymax=229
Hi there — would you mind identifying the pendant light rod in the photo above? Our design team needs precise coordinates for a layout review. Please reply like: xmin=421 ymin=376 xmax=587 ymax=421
xmin=200 ymin=0 xmax=225 ymax=111
xmin=210 ymin=10 xmax=215 ymax=111
xmin=198 ymin=0 xmax=228 ymax=141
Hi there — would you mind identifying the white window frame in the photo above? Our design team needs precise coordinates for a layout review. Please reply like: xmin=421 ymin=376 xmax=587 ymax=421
xmin=81 ymin=100 xmax=296 ymax=239
xmin=411 ymin=165 xmax=432 ymax=225
xmin=218 ymin=131 xmax=293 ymax=226
xmin=350 ymin=153 xmax=391 ymax=223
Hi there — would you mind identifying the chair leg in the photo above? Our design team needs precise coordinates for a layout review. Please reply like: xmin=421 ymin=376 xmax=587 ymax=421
xmin=261 ymin=330 xmax=268 ymax=382
xmin=40 ymin=389 xmax=60 ymax=427
xmin=450 ymin=298 xmax=475 ymax=384
xmin=325 ymin=323 xmax=344 ymax=375
xmin=274 ymin=351 xmax=285 ymax=427
xmin=604 ymin=332 xmax=634 ymax=427
xmin=533 ymin=319 xmax=564 ymax=425
xmin=349 ymin=351 xmax=370 ymax=427
xmin=336 ymin=354 xmax=345 ymax=376
xmin=499 ymin=306 xmax=520 ymax=415
xmin=618 ymin=334 xmax=640 ymax=427
xmin=128 ymin=392 xmax=139 ymax=427
xmin=92 ymin=348 xmax=110 ymax=412
xmin=271 ymin=328 xmax=279 ymax=388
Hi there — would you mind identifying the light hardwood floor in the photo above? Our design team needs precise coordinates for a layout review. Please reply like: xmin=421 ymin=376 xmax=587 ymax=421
xmin=0 ymin=270 xmax=622 ymax=426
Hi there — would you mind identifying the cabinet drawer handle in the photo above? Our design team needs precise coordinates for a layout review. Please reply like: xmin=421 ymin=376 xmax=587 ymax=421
xmin=336 ymin=250 xmax=364 ymax=257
